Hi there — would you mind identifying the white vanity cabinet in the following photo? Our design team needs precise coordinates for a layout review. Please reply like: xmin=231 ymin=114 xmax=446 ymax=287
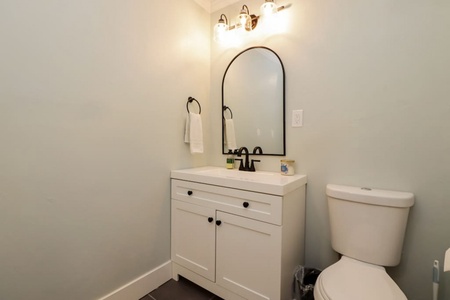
xmin=171 ymin=167 xmax=307 ymax=300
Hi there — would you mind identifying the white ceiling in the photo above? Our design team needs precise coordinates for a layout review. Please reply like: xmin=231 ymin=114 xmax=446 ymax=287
xmin=193 ymin=0 xmax=240 ymax=13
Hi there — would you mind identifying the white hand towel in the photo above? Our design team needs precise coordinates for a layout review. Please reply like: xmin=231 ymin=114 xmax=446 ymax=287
xmin=444 ymin=248 xmax=450 ymax=272
xmin=225 ymin=119 xmax=237 ymax=151
xmin=184 ymin=112 xmax=204 ymax=154
xmin=184 ymin=112 xmax=190 ymax=143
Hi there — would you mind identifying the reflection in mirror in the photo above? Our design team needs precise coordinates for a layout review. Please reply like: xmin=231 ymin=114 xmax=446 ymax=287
xmin=222 ymin=47 xmax=285 ymax=156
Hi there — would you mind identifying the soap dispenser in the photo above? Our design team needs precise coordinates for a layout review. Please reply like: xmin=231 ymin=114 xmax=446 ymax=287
xmin=226 ymin=150 xmax=235 ymax=169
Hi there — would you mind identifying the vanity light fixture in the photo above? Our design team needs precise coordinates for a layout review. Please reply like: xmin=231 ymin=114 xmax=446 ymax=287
xmin=213 ymin=0 xmax=290 ymax=44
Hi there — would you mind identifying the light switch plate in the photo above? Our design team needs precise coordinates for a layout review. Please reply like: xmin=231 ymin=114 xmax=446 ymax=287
xmin=292 ymin=110 xmax=303 ymax=127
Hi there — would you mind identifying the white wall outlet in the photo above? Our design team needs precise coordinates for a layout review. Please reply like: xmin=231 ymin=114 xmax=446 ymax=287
xmin=292 ymin=110 xmax=303 ymax=127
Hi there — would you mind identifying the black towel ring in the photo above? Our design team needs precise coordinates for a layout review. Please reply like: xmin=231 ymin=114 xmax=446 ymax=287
xmin=223 ymin=106 xmax=233 ymax=119
xmin=186 ymin=97 xmax=201 ymax=114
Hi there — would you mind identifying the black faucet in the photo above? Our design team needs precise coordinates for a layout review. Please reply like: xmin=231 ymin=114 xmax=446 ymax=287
xmin=236 ymin=147 xmax=250 ymax=171
xmin=236 ymin=147 xmax=261 ymax=172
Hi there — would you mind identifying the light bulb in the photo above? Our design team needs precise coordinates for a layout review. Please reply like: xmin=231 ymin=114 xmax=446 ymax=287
xmin=261 ymin=0 xmax=277 ymax=16
xmin=214 ymin=23 xmax=228 ymax=43
xmin=238 ymin=13 xmax=249 ymax=27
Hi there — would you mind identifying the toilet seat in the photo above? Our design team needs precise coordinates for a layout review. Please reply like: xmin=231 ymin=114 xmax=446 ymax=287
xmin=314 ymin=256 xmax=407 ymax=300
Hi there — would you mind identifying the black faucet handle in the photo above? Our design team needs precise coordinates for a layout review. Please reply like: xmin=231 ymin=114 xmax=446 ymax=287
xmin=249 ymin=159 xmax=261 ymax=172
xmin=235 ymin=158 xmax=245 ymax=171
xmin=252 ymin=146 xmax=263 ymax=155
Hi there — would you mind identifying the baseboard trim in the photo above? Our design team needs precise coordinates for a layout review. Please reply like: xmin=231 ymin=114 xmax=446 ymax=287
xmin=98 ymin=261 xmax=172 ymax=300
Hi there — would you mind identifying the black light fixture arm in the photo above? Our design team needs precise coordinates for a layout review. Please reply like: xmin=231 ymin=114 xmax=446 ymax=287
xmin=240 ymin=5 xmax=250 ymax=15
xmin=218 ymin=14 xmax=228 ymax=25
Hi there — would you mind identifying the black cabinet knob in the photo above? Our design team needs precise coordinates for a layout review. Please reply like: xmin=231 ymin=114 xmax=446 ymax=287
xmin=243 ymin=202 xmax=249 ymax=208
xmin=216 ymin=220 xmax=222 ymax=226
xmin=187 ymin=191 xmax=193 ymax=196
xmin=208 ymin=217 xmax=214 ymax=223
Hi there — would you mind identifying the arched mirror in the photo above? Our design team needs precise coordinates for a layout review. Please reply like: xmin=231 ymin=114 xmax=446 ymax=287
xmin=222 ymin=46 xmax=285 ymax=156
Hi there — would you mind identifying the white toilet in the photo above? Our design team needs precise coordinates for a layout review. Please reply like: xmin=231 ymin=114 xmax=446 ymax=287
xmin=314 ymin=184 xmax=414 ymax=300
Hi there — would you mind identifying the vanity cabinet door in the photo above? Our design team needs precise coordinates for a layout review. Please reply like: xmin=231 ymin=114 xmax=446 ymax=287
xmin=171 ymin=200 xmax=216 ymax=281
xmin=216 ymin=211 xmax=282 ymax=300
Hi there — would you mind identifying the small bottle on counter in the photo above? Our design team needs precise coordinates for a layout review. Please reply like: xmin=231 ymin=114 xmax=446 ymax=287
xmin=226 ymin=150 xmax=235 ymax=169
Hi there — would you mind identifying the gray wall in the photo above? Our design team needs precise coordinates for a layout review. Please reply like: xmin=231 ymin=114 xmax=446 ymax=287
xmin=0 ymin=1 xmax=210 ymax=299
xmin=210 ymin=1 xmax=450 ymax=299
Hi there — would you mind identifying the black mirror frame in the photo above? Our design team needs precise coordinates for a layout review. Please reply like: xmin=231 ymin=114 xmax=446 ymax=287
xmin=221 ymin=46 xmax=286 ymax=156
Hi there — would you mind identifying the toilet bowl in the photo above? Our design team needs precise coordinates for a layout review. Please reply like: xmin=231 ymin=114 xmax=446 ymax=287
xmin=314 ymin=256 xmax=407 ymax=300
xmin=314 ymin=184 xmax=414 ymax=300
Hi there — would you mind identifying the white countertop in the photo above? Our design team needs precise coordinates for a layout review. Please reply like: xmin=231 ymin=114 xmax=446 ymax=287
xmin=171 ymin=166 xmax=307 ymax=196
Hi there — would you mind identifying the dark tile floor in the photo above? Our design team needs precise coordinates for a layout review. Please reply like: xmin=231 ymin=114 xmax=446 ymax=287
xmin=139 ymin=277 xmax=223 ymax=300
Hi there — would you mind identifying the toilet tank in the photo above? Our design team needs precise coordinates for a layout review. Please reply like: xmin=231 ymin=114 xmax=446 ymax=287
xmin=326 ymin=184 xmax=414 ymax=267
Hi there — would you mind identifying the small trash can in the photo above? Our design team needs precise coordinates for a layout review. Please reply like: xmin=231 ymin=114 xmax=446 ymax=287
xmin=292 ymin=265 xmax=321 ymax=300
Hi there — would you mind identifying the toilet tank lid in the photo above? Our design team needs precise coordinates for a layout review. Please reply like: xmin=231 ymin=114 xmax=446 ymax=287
xmin=326 ymin=184 xmax=414 ymax=208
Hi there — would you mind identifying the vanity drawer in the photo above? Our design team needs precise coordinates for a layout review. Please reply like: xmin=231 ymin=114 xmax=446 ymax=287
xmin=171 ymin=179 xmax=282 ymax=225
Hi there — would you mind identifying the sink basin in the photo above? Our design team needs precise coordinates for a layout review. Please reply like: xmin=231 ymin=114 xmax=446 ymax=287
xmin=197 ymin=168 xmax=276 ymax=182
xmin=171 ymin=166 xmax=307 ymax=195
